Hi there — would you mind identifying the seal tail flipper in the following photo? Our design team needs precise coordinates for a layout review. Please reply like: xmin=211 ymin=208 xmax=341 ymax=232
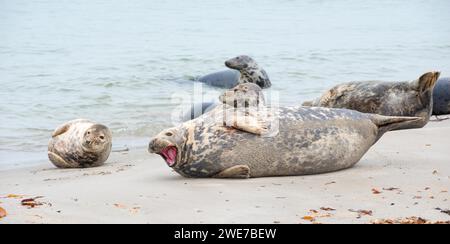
xmin=302 ymin=100 xmax=314 ymax=107
xmin=414 ymin=71 xmax=440 ymax=93
xmin=369 ymin=114 xmax=422 ymax=140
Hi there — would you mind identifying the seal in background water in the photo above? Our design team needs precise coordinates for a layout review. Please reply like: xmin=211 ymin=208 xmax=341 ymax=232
xmin=48 ymin=119 xmax=112 ymax=168
xmin=198 ymin=55 xmax=271 ymax=89
xmin=433 ymin=77 xmax=450 ymax=115
xmin=302 ymin=71 xmax=440 ymax=129
xmin=148 ymin=84 xmax=420 ymax=178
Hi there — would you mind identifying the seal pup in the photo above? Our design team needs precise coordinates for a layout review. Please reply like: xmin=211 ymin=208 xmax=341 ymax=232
xmin=302 ymin=71 xmax=440 ymax=130
xmin=198 ymin=55 xmax=271 ymax=89
xmin=48 ymin=119 xmax=112 ymax=168
xmin=432 ymin=77 xmax=450 ymax=116
xmin=149 ymin=84 xmax=420 ymax=179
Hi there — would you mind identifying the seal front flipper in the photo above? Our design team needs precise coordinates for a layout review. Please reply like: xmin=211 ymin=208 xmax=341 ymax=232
xmin=223 ymin=110 xmax=269 ymax=135
xmin=48 ymin=151 xmax=72 ymax=168
xmin=52 ymin=123 xmax=71 ymax=137
xmin=213 ymin=165 xmax=250 ymax=179
xmin=51 ymin=119 xmax=91 ymax=137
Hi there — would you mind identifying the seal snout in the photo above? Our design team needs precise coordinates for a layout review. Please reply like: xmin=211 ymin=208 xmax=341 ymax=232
xmin=148 ymin=138 xmax=159 ymax=154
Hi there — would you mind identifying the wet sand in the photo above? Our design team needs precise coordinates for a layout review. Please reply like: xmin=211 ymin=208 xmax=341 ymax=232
xmin=1 ymin=118 xmax=449 ymax=224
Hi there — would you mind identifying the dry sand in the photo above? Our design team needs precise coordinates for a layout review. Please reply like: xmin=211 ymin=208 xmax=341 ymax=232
xmin=1 ymin=118 xmax=449 ymax=224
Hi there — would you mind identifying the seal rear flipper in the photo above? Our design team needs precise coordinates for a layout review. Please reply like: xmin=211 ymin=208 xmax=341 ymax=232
xmin=48 ymin=151 xmax=72 ymax=168
xmin=213 ymin=165 xmax=250 ymax=179
xmin=369 ymin=114 xmax=422 ymax=139
xmin=414 ymin=71 xmax=440 ymax=93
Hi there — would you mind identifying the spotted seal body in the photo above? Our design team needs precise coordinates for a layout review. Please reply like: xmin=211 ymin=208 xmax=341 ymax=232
xmin=48 ymin=119 xmax=112 ymax=168
xmin=433 ymin=78 xmax=450 ymax=115
xmin=149 ymin=84 xmax=420 ymax=179
xmin=302 ymin=72 xmax=440 ymax=130
xmin=198 ymin=55 xmax=271 ymax=89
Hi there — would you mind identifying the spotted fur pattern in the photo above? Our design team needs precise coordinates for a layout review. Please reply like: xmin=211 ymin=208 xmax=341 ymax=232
xmin=48 ymin=119 xmax=112 ymax=168
xmin=225 ymin=55 xmax=271 ymax=88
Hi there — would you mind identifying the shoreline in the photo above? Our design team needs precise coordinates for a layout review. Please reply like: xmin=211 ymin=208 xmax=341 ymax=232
xmin=0 ymin=119 xmax=449 ymax=224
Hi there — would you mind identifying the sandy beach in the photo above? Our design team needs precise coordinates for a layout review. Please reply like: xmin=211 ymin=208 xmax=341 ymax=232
xmin=1 ymin=118 xmax=449 ymax=224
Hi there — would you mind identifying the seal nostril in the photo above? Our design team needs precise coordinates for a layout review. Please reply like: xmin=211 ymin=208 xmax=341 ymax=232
xmin=148 ymin=140 xmax=154 ymax=152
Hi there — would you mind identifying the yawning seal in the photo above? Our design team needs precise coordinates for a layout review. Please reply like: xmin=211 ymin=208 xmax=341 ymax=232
xmin=149 ymin=84 xmax=420 ymax=178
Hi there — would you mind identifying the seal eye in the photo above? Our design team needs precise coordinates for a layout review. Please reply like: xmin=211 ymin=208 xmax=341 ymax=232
xmin=165 ymin=132 xmax=173 ymax=137
xmin=99 ymin=136 xmax=105 ymax=140
xmin=87 ymin=131 xmax=91 ymax=135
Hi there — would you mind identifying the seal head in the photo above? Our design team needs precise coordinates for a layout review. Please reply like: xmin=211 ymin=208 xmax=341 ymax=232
xmin=225 ymin=55 xmax=271 ymax=88
xmin=82 ymin=124 xmax=112 ymax=152
xmin=149 ymin=127 xmax=185 ymax=168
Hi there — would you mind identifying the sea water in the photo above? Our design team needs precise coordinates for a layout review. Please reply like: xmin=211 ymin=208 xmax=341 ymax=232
xmin=1 ymin=0 xmax=449 ymax=167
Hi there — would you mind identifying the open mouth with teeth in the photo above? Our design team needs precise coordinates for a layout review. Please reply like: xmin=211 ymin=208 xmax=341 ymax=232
xmin=159 ymin=146 xmax=177 ymax=167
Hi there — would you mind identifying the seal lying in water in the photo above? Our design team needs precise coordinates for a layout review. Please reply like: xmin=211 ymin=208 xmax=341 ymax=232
xmin=48 ymin=119 xmax=112 ymax=168
xmin=149 ymin=84 xmax=420 ymax=179
xmin=198 ymin=70 xmax=240 ymax=89
xmin=198 ymin=55 xmax=271 ymax=89
xmin=433 ymin=77 xmax=450 ymax=115
xmin=302 ymin=71 xmax=440 ymax=130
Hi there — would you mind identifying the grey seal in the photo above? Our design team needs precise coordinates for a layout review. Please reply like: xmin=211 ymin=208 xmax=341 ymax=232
xmin=198 ymin=55 xmax=271 ymax=89
xmin=302 ymin=71 xmax=440 ymax=130
xmin=198 ymin=70 xmax=240 ymax=89
xmin=148 ymin=84 xmax=420 ymax=179
xmin=48 ymin=119 xmax=112 ymax=168
xmin=432 ymin=77 xmax=450 ymax=115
